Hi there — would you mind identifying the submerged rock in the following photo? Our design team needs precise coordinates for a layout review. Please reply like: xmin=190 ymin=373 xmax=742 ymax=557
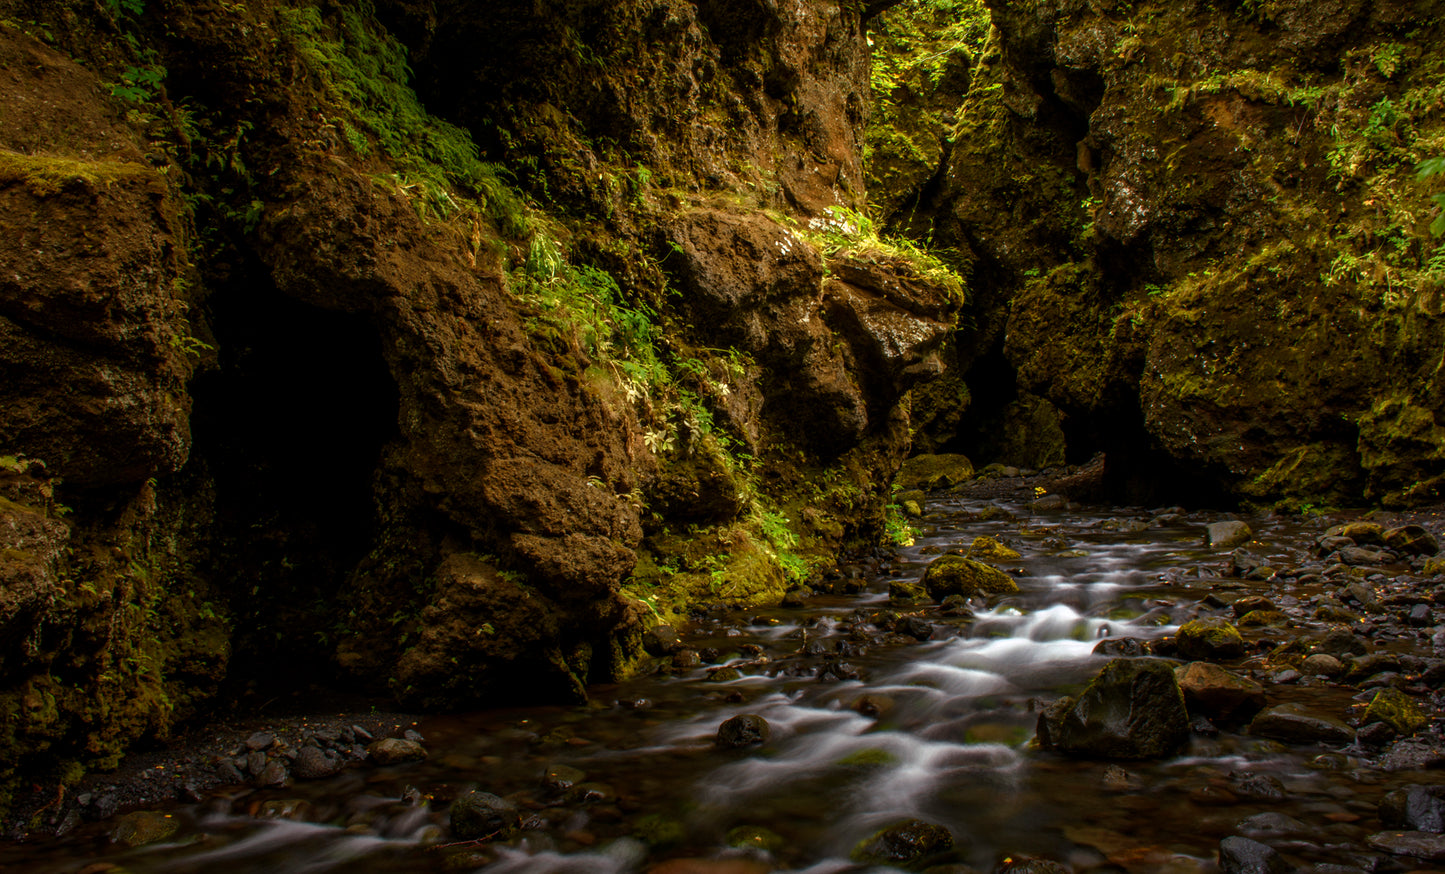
xmin=1037 ymin=658 xmax=1190 ymax=759
xmin=850 ymin=818 xmax=954 ymax=867
xmin=922 ymin=555 xmax=1018 ymax=600
xmin=967 ymin=535 xmax=1021 ymax=561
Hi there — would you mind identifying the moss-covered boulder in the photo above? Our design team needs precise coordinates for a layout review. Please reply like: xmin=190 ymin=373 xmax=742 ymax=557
xmin=1364 ymin=688 xmax=1428 ymax=737
xmin=112 ymin=810 xmax=180 ymax=847
xmin=922 ymin=555 xmax=1019 ymax=601
xmin=967 ymin=535 xmax=1022 ymax=561
xmin=850 ymin=819 xmax=955 ymax=868
xmin=1037 ymin=658 xmax=1190 ymax=759
xmin=897 ymin=454 xmax=975 ymax=491
xmin=1175 ymin=617 xmax=1247 ymax=661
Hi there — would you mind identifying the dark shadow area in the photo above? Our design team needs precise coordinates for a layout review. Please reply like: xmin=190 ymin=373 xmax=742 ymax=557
xmin=189 ymin=272 xmax=399 ymax=694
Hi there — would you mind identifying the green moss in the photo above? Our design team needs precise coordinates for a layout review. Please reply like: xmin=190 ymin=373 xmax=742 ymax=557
xmin=1364 ymin=687 xmax=1427 ymax=735
xmin=0 ymin=152 xmax=156 ymax=196
xmin=921 ymin=555 xmax=1018 ymax=600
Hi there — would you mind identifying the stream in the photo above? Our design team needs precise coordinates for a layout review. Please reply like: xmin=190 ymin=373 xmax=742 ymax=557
xmin=8 ymin=492 xmax=1445 ymax=873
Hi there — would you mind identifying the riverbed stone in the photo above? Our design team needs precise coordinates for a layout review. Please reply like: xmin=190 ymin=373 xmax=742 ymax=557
xmin=543 ymin=763 xmax=587 ymax=793
xmin=967 ymin=535 xmax=1021 ymax=561
xmin=643 ymin=625 xmax=682 ymax=656
xmin=366 ymin=737 xmax=427 ymax=765
xmin=716 ymin=713 xmax=770 ymax=747
xmin=850 ymin=818 xmax=954 ymax=867
xmin=1380 ymin=785 xmax=1445 ymax=833
xmin=1366 ymin=830 xmax=1445 ymax=861
xmin=1218 ymin=835 xmax=1289 ymax=873
xmin=889 ymin=580 xmax=927 ymax=604
xmin=1247 ymin=703 xmax=1355 ymax=745
xmin=1364 ymin=687 xmax=1428 ymax=736
xmin=450 ymin=790 xmax=520 ymax=840
xmin=1301 ymin=653 xmax=1345 ymax=678
xmin=1205 ymin=521 xmax=1253 ymax=549
xmin=112 ymin=810 xmax=180 ymax=847
xmin=1174 ymin=662 xmax=1265 ymax=725
xmin=1328 ymin=522 xmax=1387 ymax=546
xmin=1176 ymin=617 xmax=1247 ymax=661
xmin=1386 ymin=525 xmax=1440 ymax=556
xmin=922 ymin=555 xmax=1018 ymax=600
xmin=292 ymin=745 xmax=342 ymax=780
xmin=1037 ymin=658 xmax=1190 ymax=759
xmin=1340 ymin=546 xmax=1392 ymax=566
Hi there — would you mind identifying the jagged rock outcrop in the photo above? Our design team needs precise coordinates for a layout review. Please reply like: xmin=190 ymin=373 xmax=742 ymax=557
xmin=0 ymin=0 xmax=957 ymax=802
xmin=899 ymin=0 xmax=1445 ymax=506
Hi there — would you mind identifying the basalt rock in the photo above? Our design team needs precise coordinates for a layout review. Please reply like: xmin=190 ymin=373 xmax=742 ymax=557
xmin=1037 ymin=658 xmax=1190 ymax=759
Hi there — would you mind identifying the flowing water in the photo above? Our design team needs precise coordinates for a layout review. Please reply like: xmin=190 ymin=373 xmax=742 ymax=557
xmin=8 ymin=495 xmax=1444 ymax=873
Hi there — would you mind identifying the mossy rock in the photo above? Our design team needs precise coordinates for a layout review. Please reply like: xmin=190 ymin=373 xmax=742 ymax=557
xmin=1036 ymin=658 xmax=1190 ymax=759
xmin=450 ymin=790 xmax=520 ymax=840
xmin=889 ymin=580 xmax=927 ymax=604
xmin=836 ymin=747 xmax=899 ymax=768
xmin=850 ymin=818 xmax=955 ymax=868
xmin=896 ymin=454 xmax=975 ymax=492
xmin=727 ymin=825 xmax=786 ymax=853
xmin=967 ymin=535 xmax=1021 ymax=561
xmin=1364 ymin=687 xmax=1428 ymax=736
xmin=112 ymin=810 xmax=180 ymax=847
xmin=1175 ymin=617 xmax=1247 ymax=661
xmin=922 ymin=555 xmax=1018 ymax=600
xmin=632 ymin=813 xmax=686 ymax=848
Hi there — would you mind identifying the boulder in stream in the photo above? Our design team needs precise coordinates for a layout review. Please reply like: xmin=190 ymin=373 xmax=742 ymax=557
xmin=716 ymin=713 xmax=770 ymax=747
xmin=112 ymin=810 xmax=180 ymax=847
xmin=849 ymin=818 xmax=954 ymax=868
xmin=1036 ymin=658 xmax=1190 ymax=759
xmin=366 ymin=737 xmax=427 ymax=765
xmin=1205 ymin=521 xmax=1253 ymax=549
xmin=450 ymin=790 xmax=520 ymax=840
xmin=1386 ymin=525 xmax=1440 ymax=556
xmin=1218 ymin=835 xmax=1290 ymax=873
xmin=1247 ymin=703 xmax=1355 ymax=745
xmin=922 ymin=555 xmax=1018 ymax=600
xmin=1364 ymin=687 xmax=1428 ymax=736
xmin=1173 ymin=662 xmax=1265 ymax=725
xmin=1175 ymin=617 xmax=1247 ymax=661
xmin=1380 ymin=785 xmax=1445 ymax=833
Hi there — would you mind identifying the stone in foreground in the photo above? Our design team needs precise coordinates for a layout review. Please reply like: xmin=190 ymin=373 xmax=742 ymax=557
xmin=1036 ymin=658 xmax=1190 ymax=759
xmin=850 ymin=818 xmax=954 ymax=868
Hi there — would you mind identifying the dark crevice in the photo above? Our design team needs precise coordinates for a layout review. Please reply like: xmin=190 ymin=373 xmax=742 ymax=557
xmin=189 ymin=267 xmax=399 ymax=692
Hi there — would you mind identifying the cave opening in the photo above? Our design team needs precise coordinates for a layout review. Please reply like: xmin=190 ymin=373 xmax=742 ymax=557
xmin=189 ymin=272 xmax=399 ymax=693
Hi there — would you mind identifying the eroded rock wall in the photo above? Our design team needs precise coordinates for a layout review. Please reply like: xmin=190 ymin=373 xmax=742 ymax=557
xmin=0 ymin=0 xmax=955 ymax=799
xmin=906 ymin=0 xmax=1445 ymax=506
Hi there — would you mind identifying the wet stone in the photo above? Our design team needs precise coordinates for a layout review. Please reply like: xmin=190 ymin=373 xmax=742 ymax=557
xmin=850 ymin=818 xmax=954 ymax=867
xmin=1248 ymin=703 xmax=1355 ymax=745
xmin=716 ymin=714 xmax=770 ymax=748
xmin=256 ymin=758 xmax=290 ymax=788
xmin=1380 ymin=785 xmax=1445 ymax=833
xmin=1175 ymin=617 xmax=1247 ymax=661
xmin=1218 ymin=835 xmax=1289 ymax=873
xmin=245 ymin=731 xmax=275 ymax=751
xmin=1205 ymin=521 xmax=1253 ymax=549
xmin=450 ymin=790 xmax=520 ymax=840
xmin=366 ymin=737 xmax=428 ymax=765
xmin=1366 ymin=830 xmax=1445 ymax=861
xmin=543 ymin=763 xmax=587 ymax=793
xmin=292 ymin=746 xmax=342 ymax=780
xmin=112 ymin=810 xmax=180 ymax=847
xmin=1038 ymin=658 xmax=1190 ymax=759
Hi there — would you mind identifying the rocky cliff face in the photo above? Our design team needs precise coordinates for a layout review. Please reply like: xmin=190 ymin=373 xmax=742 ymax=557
xmin=899 ymin=0 xmax=1445 ymax=507
xmin=0 ymin=0 xmax=958 ymax=803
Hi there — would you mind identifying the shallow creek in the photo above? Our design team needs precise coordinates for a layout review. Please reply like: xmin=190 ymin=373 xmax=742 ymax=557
xmin=10 ymin=495 xmax=1445 ymax=873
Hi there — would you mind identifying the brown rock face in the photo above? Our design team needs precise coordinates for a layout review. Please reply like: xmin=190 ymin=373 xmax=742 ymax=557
xmin=910 ymin=0 xmax=1445 ymax=506
xmin=0 ymin=0 xmax=960 ymax=796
